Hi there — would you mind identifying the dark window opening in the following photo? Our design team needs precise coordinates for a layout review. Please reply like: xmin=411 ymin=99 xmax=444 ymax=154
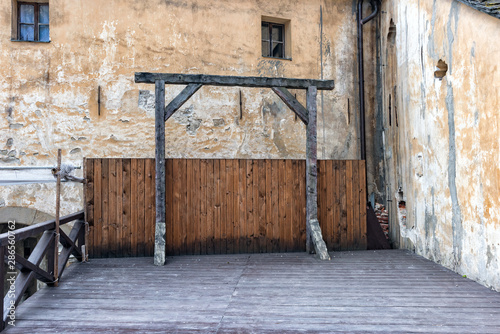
xmin=261 ymin=22 xmax=285 ymax=59
xmin=18 ymin=2 xmax=49 ymax=42
xmin=388 ymin=19 xmax=396 ymax=45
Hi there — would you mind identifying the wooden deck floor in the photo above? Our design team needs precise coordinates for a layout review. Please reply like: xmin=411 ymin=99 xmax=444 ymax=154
xmin=4 ymin=250 xmax=500 ymax=333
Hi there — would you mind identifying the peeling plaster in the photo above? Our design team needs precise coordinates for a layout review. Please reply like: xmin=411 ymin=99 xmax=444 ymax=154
xmin=1 ymin=0 xmax=375 ymax=255
xmin=381 ymin=0 xmax=500 ymax=291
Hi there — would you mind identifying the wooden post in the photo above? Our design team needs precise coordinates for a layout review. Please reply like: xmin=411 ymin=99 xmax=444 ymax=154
xmin=306 ymin=86 xmax=318 ymax=254
xmin=154 ymin=80 xmax=166 ymax=266
xmin=54 ymin=149 xmax=61 ymax=285
xmin=83 ymin=222 xmax=89 ymax=262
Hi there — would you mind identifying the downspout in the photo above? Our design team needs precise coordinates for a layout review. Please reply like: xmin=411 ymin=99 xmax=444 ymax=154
xmin=357 ymin=0 xmax=379 ymax=162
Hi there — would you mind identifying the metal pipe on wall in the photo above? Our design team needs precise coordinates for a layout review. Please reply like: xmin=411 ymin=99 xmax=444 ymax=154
xmin=357 ymin=0 xmax=379 ymax=161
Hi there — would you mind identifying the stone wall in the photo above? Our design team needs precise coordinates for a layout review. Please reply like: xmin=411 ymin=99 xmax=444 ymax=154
xmin=0 ymin=0 xmax=377 ymax=217
xmin=379 ymin=0 xmax=500 ymax=291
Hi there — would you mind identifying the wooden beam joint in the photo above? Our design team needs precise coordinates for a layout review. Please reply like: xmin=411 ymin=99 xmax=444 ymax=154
xmin=165 ymin=83 xmax=202 ymax=121
xmin=271 ymin=87 xmax=308 ymax=125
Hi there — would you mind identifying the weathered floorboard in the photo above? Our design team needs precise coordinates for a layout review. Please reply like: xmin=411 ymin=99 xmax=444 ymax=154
xmin=5 ymin=250 xmax=500 ymax=334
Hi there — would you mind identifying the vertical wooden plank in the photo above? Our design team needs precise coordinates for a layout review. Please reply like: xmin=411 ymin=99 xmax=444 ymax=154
xmin=165 ymin=159 xmax=173 ymax=256
xmin=340 ymin=161 xmax=348 ymax=250
xmin=180 ymin=159 xmax=188 ymax=255
xmin=359 ymin=160 xmax=367 ymax=249
xmin=108 ymin=159 xmax=117 ymax=257
xmin=219 ymin=159 xmax=226 ymax=254
xmin=93 ymin=159 xmax=102 ymax=258
xmin=316 ymin=160 xmax=321 ymax=245
xmin=352 ymin=160 xmax=360 ymax=250
xmin=214 ymin=159 xmax=225 ymax=254
xmin=114 ymin=159 xmax=125 ymax=257
xmin=321 ymin=160 xmax=329 ymax=250
xmin=173 ymin=159 xmax=182 ymax=255
xmin=317 ymin=160 xmax=325 ymax=250
xmin=258 ymin=159 xmax=266 ymax=253
xmin=306 ymin=86 xmax=318 ymax=253
xmin=100 ymin=159 xmax=109 ymax=257
xmin=212 ymin=159 xmax=220 ymax=254
xmin=192 ymin=159 xmax=200 ymax=255
xmin=317 ymin=160 xmax=323 ymax=248
xmin=290 ymin=159 xmax=297 ymax=251
xmin=285 ymin=159 xmax=293 ymax=252
xmin=154 ymin=79 xmax=166 ymax=265
xmin=239 ymin=160 xmax=247 ymax=254
xmin=333 ymin=160 xmax=341 ymax=251
xmin=271 ymin=160 xmax=280 ymax=253
xmin=265 ymin=159 xmax=273 ymax=253
xmin=84 ymin=159 xmax=94 ymax=257
xmin=84 ymin=158 xmax=93 ymax=230
xmin=186 ymin=159 xmax=194 ymax=255
xmin=130 ymin=159 xmax=138 ymax=257
xmin=251 ymin=160 xmax=259 ymax=253
xmin=116 ymin=159 xmax=124 ymax=257
xmin=292 ymin=159 xmax=301 ymax=251
xmin=121 ymin=159 xmax=131 ymax=257
xmin=232 ymin=159 xmax=239 ymax=254
xmin=137 ymin=159 xmax=146 ymax=256
xmin=207 ymin=159 xmax=215 ymax=255
xmin=145 ymin=158 xmax=156 ymax=256
xmin=326 ymin=160 xmax=335 ymax=250
xmin=193 ymin=159 xmax=202 ymax=255
xmin=200 ymin=159 xmax=208 ymax=255
xmin=226 ymin=159 xmax=234 ymax=254
xmin=299 ymin=160 xmax=306 ymax=250
xmin=246 ymin=160 xmax=254 ymax=253
xmin=278 ymin=159 xmax=286 ymax=252
xmin=346 ymin=160 xmax=353 ymax=250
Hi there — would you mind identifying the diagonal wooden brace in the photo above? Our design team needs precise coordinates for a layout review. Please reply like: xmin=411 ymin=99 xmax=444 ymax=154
xmin=3 ymin=230 xmax=54 ymax=321
xmin=272 ymin=87 xmax=309 ymax=125
xmin=60 ymin=229 xmax=83 ymax=260
xmin=58 ymin=220 xmax=84 ymax=278
xmin=165 ymin=84 xmax=202 ymax=121
xmin=10 ymin=254 xmax=55 ymax=283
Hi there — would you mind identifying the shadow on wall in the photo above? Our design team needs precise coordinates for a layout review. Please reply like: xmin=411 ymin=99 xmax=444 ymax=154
xmin=0 ymin=207 xmax=54 ymax=226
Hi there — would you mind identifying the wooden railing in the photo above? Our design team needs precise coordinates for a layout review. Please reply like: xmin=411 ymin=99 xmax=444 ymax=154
xmin=0 ymin=211 xmax=85 ymax=331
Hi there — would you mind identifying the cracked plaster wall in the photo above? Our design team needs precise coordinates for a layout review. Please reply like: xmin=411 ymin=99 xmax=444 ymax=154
xmin=380 ymin=0 xmax=500 ymax=290
xmin=0 ymin=1 xmax=377 ymax=224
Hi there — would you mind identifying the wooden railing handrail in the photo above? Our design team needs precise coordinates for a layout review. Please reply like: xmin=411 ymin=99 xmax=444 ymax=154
xmin=0 ymin=210 xmax=86 ymax=331
xmin=0 ymin=210 xmax=84 ymax=247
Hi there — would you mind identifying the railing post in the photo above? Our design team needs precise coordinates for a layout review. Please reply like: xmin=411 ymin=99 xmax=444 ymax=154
xmin=47 ymin=230 xmax=56 ymax=285
xmin=82 ymin=222 xmax=89 ymax=262
xmin=78 ymin=220 xmax=85 ymax=261
xmin=53 ymin=149 xmax=62 ymax=286
xmin=0 ymin=246 xmax=5 ymax=331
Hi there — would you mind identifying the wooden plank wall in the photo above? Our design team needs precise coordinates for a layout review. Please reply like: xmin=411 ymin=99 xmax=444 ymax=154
xmin=85 ymin=158 xmax=366 ymax=258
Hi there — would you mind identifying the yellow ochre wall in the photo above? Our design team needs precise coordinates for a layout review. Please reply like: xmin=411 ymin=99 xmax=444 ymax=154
xmin=0 ymin=0 xmax=377 ymax=216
